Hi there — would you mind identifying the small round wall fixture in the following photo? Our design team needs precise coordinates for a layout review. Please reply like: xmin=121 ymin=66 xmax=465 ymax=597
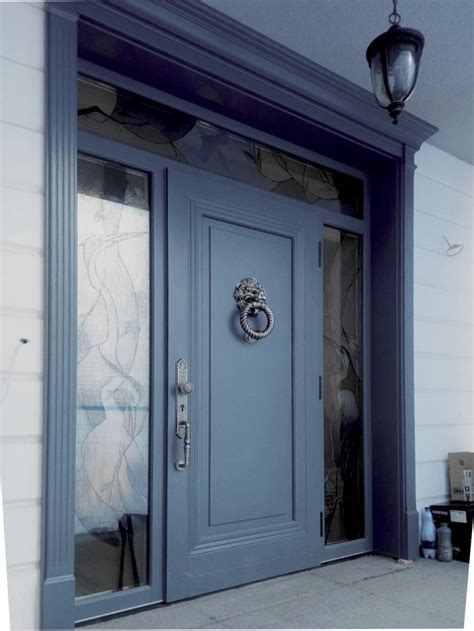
xmin=366 ymin=0 xmax=424 ymax=125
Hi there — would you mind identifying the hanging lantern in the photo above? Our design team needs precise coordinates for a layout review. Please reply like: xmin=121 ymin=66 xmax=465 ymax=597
xmin=366 ymin=0 xmax=424 ymax=124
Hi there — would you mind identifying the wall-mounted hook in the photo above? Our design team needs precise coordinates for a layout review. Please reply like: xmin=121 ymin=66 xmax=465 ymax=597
xmin=0 ymin=338 xmax=30 ymax=405
xmin=442 ymin=235 xmax=464 ymax=257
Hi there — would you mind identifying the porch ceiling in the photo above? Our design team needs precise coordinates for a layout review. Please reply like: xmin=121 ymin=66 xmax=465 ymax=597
xmin=203 ymin=0 xmax=474 ymax=165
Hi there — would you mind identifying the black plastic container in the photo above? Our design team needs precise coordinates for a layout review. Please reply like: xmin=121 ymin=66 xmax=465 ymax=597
xmin=430 ymin=501 xmax=473 ymax=563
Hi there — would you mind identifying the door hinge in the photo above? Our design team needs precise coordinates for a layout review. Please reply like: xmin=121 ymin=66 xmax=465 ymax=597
xmin=319 ymin=375 xmax=322 ymax=400
xmin=318 ymin=241 xmax=322 ymax=267
xmin=320 ymin=511 xmax=324 ymax=537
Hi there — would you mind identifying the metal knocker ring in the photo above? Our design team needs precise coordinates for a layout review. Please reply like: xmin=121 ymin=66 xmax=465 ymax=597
xmin=240 ymin=301 xmax=274 ymax=342
xmin=233 ymin=278 xmax=275 ymax=342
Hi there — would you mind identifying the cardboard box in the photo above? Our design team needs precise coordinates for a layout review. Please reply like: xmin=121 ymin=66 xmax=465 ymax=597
xmin=430 ymin=501 xmax=473 ymax=563
xmin=448 ymin=452 xmax=474 ymax=502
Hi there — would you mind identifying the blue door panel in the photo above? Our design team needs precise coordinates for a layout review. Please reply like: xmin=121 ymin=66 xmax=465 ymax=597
xmin=167 ymin=167 xmax=322 ymax=601
xmin=208 ymin=221 xmax=293 ymax=527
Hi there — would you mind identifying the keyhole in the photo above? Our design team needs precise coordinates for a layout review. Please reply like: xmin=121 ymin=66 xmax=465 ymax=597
xmin=180 ymin=404 xmax=185 ymax=412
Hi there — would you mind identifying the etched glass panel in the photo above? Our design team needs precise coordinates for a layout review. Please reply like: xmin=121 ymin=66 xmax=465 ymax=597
xmin=78 ymin=76 xmax=363 ymax=218
xmin=75 ymin=154 xmax=150 ymax=598
xmin=323 ymin=227 xmax=363 ymax=544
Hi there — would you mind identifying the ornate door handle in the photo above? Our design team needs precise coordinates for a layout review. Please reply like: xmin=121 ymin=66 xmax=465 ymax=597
xmin=175 ymin=359 xmax=193 ymax=471
xmin=175 ymin=422 xmax=191 ymax=471
xmin=233 ymin=278 xmax=275 ymax=342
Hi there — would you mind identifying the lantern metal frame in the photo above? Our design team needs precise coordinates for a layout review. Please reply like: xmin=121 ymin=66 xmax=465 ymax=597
xmin=366 ymin=2 xmax=425 ymax=124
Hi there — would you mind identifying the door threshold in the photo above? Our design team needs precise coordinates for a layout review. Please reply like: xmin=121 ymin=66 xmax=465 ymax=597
xmin=76 ymin=599 xmax=164 ymax=627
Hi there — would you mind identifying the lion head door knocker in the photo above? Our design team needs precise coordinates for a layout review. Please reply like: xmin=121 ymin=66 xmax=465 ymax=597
xmin=233 ymin=278 xmax=275 ymax=342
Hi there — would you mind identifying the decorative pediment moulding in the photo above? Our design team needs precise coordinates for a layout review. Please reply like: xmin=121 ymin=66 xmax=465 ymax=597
xmin=49 ymin=0 xmax=437 ymax=169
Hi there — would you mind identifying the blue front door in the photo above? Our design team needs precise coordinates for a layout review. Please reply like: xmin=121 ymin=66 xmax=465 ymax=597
xmin=166 ymin=167 xmax=323 ymax=600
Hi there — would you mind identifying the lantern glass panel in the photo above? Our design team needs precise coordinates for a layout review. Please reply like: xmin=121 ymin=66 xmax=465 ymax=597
xmin=386 ymin=41 xmax=418 ymax=102
xmin=369 ymin=51 xmax=391 ymax=107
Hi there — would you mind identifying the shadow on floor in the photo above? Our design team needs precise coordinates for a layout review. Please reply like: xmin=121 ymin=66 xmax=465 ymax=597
xmin=83 ymin=554 xmax=468 ymax=629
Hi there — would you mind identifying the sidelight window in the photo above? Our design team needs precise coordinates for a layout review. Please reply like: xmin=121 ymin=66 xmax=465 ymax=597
xmin=323 ymin=227 xmax=364 ymax=545
xmin=75 ymin=154 xmax=151 ymax=597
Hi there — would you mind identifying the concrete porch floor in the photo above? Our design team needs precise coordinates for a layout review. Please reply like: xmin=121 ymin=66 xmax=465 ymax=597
xmin=84 ymin=554 xmax=469 ymax=629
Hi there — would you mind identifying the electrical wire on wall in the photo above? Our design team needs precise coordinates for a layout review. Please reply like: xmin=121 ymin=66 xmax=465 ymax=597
xmin=0 ymin=338 xmax=29 ymax=406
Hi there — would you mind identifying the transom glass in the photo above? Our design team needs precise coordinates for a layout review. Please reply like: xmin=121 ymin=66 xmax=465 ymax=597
xmin=78 ymin=76 xmax=363 ymax=218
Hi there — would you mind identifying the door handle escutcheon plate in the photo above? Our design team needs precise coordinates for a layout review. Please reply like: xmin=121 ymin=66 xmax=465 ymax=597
xmin=175 ymin=359 xmax=193 ymax=470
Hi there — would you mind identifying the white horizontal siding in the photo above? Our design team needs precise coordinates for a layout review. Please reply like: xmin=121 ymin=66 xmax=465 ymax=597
xmin=0 ymin=441 xmax=42 ymax=503
xmin=0 ymin=1 xmax=45 ymax=71
xmin=5 ymin=564 xmax=40 ymax=631
xmin=414 ymin=210 xmax=473 ymax=261
xmin=415 ymin=390 xmax=472 ymax=427
xmin=416 ymin=461 xmax=450 ymax=501
xmin=0 ymin=59 xmax=45 ymax=133
xmin=0 ymin=186 xmax=44 ymax=251
xmin=0 ymin=3 xmax=45 ymax=629
xmin=0 ymin=255 xmax=43 ymax=314
xmin=0 ymin=123 xmax=44 ymax=193
xmin=0 ymin=379 xmax=42 ymax=439
xmin=3 ymin=502 xmax=41 ymax=568
xmin=416 ymin=425 xmax=474 ymax=463
xmin=414 ymin=283 xmax=472 ymax=325
xmin=414 ymin=173 xmax=473 ymax=229
xmin=414 ymin=143 xmax=474 ymax=514
xmin=415 ymin=142 xmax=473 ymax=197
xmin=415 ymin=319 xmax=473 ymax=358
xmin=0 ymin=315 xmax=43 ymax=376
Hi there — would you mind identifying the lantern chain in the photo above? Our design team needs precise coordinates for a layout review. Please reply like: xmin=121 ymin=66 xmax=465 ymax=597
xmin=388 ymin=0 xmax=401 ymax=25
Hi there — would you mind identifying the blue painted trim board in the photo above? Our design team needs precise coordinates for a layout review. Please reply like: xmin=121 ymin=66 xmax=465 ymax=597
xmin=43 ymin=0 xmax=435 ymax=627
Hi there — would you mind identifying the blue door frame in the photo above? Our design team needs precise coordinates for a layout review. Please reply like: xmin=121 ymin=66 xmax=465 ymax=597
xmin=42 ymin=1 xmax=437 ymax=629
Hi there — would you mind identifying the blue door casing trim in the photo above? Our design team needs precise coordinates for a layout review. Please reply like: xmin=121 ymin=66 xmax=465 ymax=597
xmin=43 ymin=1 xmax=436 ymax=628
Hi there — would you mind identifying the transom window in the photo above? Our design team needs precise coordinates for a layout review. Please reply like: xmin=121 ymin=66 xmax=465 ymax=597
xmin=78 ymin=76 xmax=363 ymax=218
